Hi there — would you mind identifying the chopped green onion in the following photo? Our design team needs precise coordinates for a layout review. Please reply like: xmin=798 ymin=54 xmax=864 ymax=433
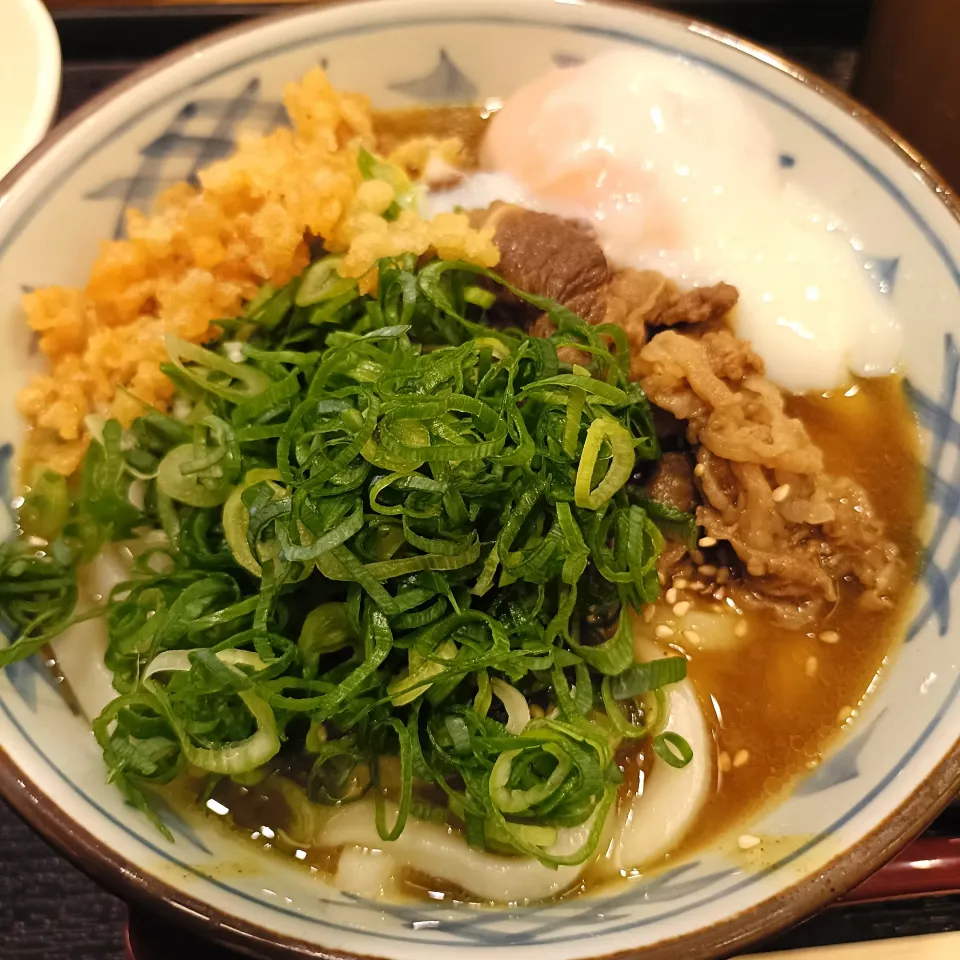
xmin=610 ymin=657 xmax=688 ymax=700
xmin=296 ymin=256 xmax=357 ymax=307
xmin=653 ymin=731 xmax=694 ymax=769
xmin=0 ymin=251 xmax=694 ymax=871
xmin=575 ymin=418 xmax=636 ymax=510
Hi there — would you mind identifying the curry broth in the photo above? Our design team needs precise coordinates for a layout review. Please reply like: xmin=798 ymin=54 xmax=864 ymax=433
xmin=373 ymin=106 xmax=490 ymax=168
xmin=671 ymin=376 xmax=922 ymax=857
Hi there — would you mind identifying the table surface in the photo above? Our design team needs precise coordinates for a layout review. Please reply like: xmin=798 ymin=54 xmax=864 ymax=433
xmin=5 ymin=2 xmax=960 ymax=958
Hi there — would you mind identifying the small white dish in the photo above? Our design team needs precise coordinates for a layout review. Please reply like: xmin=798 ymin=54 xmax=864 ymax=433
xmin=0 ymin=0 xmax=61 ymax=177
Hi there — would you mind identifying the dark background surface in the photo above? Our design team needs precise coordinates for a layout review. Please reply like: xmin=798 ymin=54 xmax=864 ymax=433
xmin=3 ymin=2 xmax=959 ymax=958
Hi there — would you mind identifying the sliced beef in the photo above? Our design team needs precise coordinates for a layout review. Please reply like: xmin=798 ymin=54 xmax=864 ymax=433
xmin=602 ymin=270 xmax=672 ymax=376
xmin=487 ymin=206 xmax=610 ymax=325
xmin=637 ymin=327 xmax=902 ymax=624
xmin=638 ymin=329 xmax=820 ymax=474
xmin=602 ymin=271 xmax=740 ymax=375
xmin=477 ymin=204 xmax=899 ymax=620
xmin=479 ymin=209 xmax=738 ymax=370
xmin=652 ymin=282 xmax=739 ymax=328
xmin=644 ymin=452 xmax=697 ymax=514
xmin=644 ymin=452 xmax=699 ymax=582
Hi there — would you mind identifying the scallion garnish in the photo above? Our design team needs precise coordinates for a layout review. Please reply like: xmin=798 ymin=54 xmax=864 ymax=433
xmin=0 ymin=252 xmax=696 ymax=864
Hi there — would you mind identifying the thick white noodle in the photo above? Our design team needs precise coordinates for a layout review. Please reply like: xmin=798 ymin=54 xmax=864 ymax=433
xmin=326 ymin=798 xmax=600 ymax=903
xmin=49 ymin=547 xmax=130 ymax=723
xmin=601 ymin=637 xmax=713 ymax=875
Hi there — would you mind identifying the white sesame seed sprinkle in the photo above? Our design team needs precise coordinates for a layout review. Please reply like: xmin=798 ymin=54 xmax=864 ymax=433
xmin=738 ymin=834 xmax=761 ymax=851
xmin=698 ymin=564 xmax=718 ymax=577
xmin=665 ymin=587 xmax=678 ymax=605
xmin=673 ymin=601 xmax=691 ymax=617
xmin=772 ymin=483 xmax=791 ymax=503
xmin=642 ymin=605 xmax=656 ymax=623
xmin=805 ymin=655 xmax=819 ymax=678
xmin=718 ymin=751 xmax=732 ymax=773
xmin=682 ymin=629 xmax=701 ymax=646
xmin=694 ymin=463 xmax=706 ymax=477
xmin=673 ymin=578 xmax=688 ymax=590
xmin=733 ymin=749 xmax=750 ymax=768
xmin=698 ymin=536 xmax=718 ymax=548
xmin=654 ymin=624 xmax=675 ymax=639
xmin=819 ymin=630 xmax=840 ymax=644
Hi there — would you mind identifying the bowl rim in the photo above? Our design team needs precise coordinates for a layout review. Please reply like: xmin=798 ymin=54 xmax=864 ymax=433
xmin=2 ymin=0 xmax=62 ymax=178
xmin=1 ymin=1 xmax=959 ymax=958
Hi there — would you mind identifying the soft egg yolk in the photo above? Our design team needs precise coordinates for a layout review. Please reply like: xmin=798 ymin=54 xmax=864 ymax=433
xmin=482 ymin=57 xmax=684 ymax=253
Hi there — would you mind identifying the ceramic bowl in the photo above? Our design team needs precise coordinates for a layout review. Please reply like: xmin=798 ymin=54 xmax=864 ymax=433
xmin=0 ymin=0 xmax=61 ymax=178
xmin=1 ymin=2 xmax=959 ymax=958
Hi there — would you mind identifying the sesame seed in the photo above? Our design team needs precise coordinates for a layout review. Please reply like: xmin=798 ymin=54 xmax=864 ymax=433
xmin=718 ymin=751 xmax=732 ymax=773
xmin=838 ymin=706 xmax=854 ymax=724
xmin=738 ymin=834 xmax=761 ymax=851
xmin=682 ymin=629 xmax=702 ymax=646
xmin=805 ymin=655 xmax=819 ymax=678
xmin=734 ymin=621 xmax=748 ymax=638
xmin=716 ymin=567 xmax=730 ymax=584
xmin=819 ymin=630 xmax=840 ymax=645
xmin=698 ymin=564 xmax=718 ymax=577
xmin=655 ymin=624 xmax=675 ymax=639
xmin=698 ymin=536 xmax=718 ymax=548
xmin=673 ymin=600 xmax=691 ymax=617
xmin=772 ymin=483 xmax=791 ymax=503
xmin=665 ymin=587 xmax=678 ymax=605
xmin=733 ymin=749 xmax=750 ymax=768
xmin=694 ymin=463 xmax=706 ymax=477
xmin=642 ymin=604 xmax=656 ymax=623
xmin=673 ymin=577 xmax=688 ymax=590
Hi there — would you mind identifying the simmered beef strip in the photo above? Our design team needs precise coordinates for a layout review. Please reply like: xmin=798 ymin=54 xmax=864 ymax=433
xmin=480 ymin=206 xmax=739 ymax=365
xmin=637 ymin=328 xmax=902 ymax=622
xmin=486 ymin=206 xmax=610 ymax=325
xmin=643 ymin=452 xmax=700 ymax=581
xmin=604 ymin=272 xmax=740 ymax=377
xmin=643 ymin=452 xmax=698 ymax=515
xmin=652 ymin=282 xmax=739 ymax=328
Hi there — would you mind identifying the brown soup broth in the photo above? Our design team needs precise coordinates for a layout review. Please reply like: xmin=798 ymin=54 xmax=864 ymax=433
xmin=676 ymin=376 xmax=922 ymax=855
xmin=373 ymin=106 xmax=491 ymax=169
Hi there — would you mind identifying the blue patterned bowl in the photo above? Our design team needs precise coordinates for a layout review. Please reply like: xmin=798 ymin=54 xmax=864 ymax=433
xmin=1 ymin=2 xmax=959 ymax=958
